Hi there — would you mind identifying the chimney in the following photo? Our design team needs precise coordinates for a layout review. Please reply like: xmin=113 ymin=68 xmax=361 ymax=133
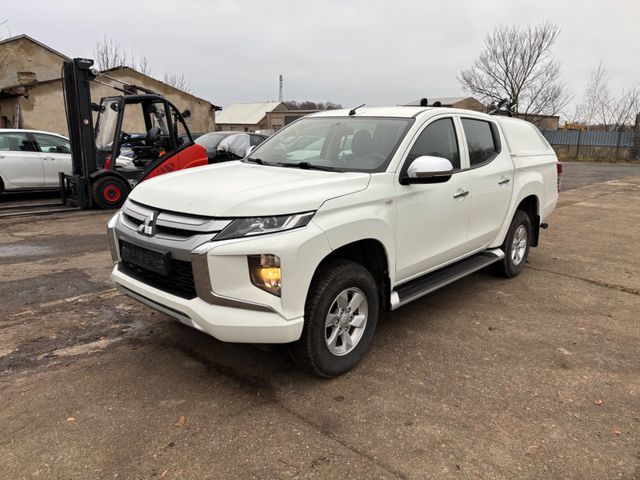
xmin=17 ymin=72 xmax=37 ymax=84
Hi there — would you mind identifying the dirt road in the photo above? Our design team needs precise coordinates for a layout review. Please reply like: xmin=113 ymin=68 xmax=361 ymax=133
xmin=1 ymin=176 xmax=638 ymax=479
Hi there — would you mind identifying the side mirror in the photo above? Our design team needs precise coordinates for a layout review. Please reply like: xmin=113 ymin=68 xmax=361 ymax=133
xmin=401 ymin=156 xmax=454 ymax=185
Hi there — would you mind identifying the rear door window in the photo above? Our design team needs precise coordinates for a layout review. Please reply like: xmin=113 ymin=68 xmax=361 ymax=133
xmin=0 ymin=132 xmax=36 ymax=152
xmin=461 ymin=119 xmax=498 ymax=166
xmin=32 ymin=133 xmax=71 ymax=154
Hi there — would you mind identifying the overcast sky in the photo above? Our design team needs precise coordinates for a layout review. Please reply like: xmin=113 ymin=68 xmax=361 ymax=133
xmin=2 ymin=0 xmax=639 ymax=116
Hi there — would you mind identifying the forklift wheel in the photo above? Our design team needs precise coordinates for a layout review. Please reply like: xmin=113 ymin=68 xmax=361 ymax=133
xmin=92 ymin=176 xmax=129 ymax=209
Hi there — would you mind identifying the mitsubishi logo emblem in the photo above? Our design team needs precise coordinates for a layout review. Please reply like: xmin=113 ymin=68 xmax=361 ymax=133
xmin=137 ymin=211 xmax=157 ymax=236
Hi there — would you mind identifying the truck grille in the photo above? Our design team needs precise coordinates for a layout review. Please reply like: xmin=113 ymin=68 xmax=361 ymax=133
xmin=120 ymin=259 xmax=197 ymax=299
xmin=121 ymin=200 xmax=231 ymax=240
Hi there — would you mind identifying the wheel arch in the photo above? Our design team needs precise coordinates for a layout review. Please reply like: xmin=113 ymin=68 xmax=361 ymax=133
xmin=492 ymin=176 xmax=544 ymax=248
xmin=89 ymin=168 xmax=130 ymax=185
xmin=313 ymin=238 xmax=392 ymax=310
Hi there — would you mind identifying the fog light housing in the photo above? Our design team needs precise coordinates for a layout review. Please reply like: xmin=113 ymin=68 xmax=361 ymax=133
xmin=248 ymin=254 xmax=281 ymax=296
xmin=107 ymin=212 xmax=120 ymax=263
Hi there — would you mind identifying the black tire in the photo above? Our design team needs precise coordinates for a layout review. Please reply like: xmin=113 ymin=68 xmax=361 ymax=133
xmin=496 ymin=210 xmax=532 ymax=278
xmin=91 ymin=176 xmax=129 ymax=209
xmin=288 ymin=260 xmax=379 ymax=378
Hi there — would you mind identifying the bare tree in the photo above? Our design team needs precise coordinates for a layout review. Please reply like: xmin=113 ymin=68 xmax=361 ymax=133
xmin=459 ymin=22 xmax=570 ymax=116
xmin=0 ymin=19 xmax=10 ymax=71
xmin=163 ymin=72 xmax=191 ymax=93
xmin=94 ymin=36 xmax=192 ymax=93
xmin=94 ymin=37 xmax=152 ymax=76
xmin=575 ymin=62 xmax=640 ymax=130
xmin=134 ymin=55 xmax=151 ymax=76
xmin=284 ymin=100 xmax=342 ymax=110
xmin=94 ymin=35 xmax=129 ymax=70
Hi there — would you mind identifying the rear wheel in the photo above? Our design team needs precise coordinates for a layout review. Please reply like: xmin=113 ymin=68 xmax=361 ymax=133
xmin=288 ymin=260 xmax=379 ymax=378
xmin=92 ymin=176 xmax=129 ymax=209
xmin=496 ymin=210 xmax=531 ymax=278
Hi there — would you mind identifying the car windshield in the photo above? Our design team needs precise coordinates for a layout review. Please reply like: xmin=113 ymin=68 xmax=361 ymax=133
xmin=195 ymin=133 xmax=229 ymax=150
xmin=246 ymin=117 xmax=412 ymax=172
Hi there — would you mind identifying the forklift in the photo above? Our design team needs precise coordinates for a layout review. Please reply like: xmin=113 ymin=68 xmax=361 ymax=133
xmin=59 ymin=58 xmax=209 ymax=209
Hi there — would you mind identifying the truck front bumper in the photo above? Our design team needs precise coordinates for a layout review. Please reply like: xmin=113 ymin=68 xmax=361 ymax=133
xmin=111 ymin=265 xmax=304 ymax=343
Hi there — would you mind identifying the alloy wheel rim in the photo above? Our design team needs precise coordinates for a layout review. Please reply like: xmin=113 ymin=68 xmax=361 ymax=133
xmin=324 ymin=287 xmax=368 ymax=356
xmin=511 ymin=225 xmax=527 ymax=265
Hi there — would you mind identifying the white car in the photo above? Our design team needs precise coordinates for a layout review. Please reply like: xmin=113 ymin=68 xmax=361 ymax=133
xmin=0 ymin=129 xmax=73 ymax=192
xmin=0 ymin=128 xmax=132 ymax=194
xmin=107 ymin=106 xmax=560 ymax=377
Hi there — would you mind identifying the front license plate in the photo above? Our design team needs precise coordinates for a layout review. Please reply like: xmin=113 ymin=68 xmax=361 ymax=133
xmin=120 ymin=240 xmax=170 ymax=275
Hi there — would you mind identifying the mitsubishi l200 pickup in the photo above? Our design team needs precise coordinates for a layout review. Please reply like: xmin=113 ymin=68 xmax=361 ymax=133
xmin=107 ymin=106 xmax=560 ymax=377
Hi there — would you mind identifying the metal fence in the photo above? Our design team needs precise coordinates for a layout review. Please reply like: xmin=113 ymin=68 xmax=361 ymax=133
xmin=541 ymin=129 xmax=635 ymax=148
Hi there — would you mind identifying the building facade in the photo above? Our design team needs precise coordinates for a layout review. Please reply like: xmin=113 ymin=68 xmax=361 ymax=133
xmin=0 ymin=35 xmax=218 ymax=135
xmin=214 ymin=102 xmax=290 ymax=132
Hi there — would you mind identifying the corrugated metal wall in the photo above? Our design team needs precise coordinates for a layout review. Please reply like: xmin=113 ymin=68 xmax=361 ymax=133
xmin=541 ymin=130 xmax=635 ymax=147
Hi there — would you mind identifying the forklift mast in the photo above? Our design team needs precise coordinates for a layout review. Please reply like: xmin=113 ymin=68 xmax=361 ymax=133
xmin=60 ymin=58 xmax=98 ymax=208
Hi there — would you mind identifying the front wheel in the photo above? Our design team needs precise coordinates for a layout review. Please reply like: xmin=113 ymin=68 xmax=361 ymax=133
xmin=496 ymin=210 xmax=532 ymax=278
xmin=91 ymin=176 xmax=129 ymax=209
xmin=288 ymin=260 xmax=379 ymax=378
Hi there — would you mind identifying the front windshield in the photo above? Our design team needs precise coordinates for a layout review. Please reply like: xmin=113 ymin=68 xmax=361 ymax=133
xmin=247 ymin=117 xmax=412 ymax=172
xmin=95 ymin=99 xmax=120 ymax=152
xmin=195 ymin=132 xmax=228 ymax=150
xmin=149 ymin=102 xmax=170 ymax=135
xmin=217 ymin=134 xmax=250 ymax=159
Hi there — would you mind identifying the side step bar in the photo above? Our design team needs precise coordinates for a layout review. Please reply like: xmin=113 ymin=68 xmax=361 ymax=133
xmin=390 ymin=248 xmax=504 ymax=310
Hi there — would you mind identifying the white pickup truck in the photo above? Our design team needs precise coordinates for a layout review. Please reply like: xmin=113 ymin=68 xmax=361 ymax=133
xmin=108 ymin=106 xmax=559 ymax=377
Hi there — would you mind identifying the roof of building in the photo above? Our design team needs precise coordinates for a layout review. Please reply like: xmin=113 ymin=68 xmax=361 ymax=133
xmin=216 ymin=102 xmax=284 ymax=125
xmin=1 ymin=65 xmax=217 ymax=107
xmin=404 ymin=97 xmax=479 ymax=106
xmin=0 ymin=34 xmax=70 ymax=61
xmin=99 ymin=66 xmax=216 ymax=106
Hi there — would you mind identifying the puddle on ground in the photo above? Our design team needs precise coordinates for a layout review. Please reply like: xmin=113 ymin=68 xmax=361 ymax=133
xmin=0 ymin=244 xmax=53 ymax=258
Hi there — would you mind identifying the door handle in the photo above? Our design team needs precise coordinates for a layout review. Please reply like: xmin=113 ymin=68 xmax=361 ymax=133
xmin=453 ymin=189 xmax=469 ymax=199
xmin=498 ymin=178 xmax=511 ymax=185
xmin=43 ymin=157 xmax=55 ymax=161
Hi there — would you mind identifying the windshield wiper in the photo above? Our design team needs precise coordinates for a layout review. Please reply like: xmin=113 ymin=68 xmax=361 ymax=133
xmin=244 ymin=157 xmax=274 ymax=166
xmin=276 ymin=162 xmax=339 ymax=172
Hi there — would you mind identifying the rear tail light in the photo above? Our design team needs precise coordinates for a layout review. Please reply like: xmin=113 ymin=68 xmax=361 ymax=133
xmin=104 ymin=153 xmax=112 ymax=170
xmin=556 ymin=162 xmax=563 ymax=192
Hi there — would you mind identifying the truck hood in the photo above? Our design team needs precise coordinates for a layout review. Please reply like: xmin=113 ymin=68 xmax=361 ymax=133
xmin=129 ymin=161 xmax=371 ymax=217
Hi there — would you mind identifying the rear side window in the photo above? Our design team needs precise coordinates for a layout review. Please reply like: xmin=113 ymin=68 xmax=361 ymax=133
xmin=32 ymin=133 xmax=71 ymax=154
xmin=0 ymin=132 xmax=35 ymax=152
xmin=407 ymin=118 xmax=460 ymax=169
xmin=461 ymin=119 xmax=498 ymax=166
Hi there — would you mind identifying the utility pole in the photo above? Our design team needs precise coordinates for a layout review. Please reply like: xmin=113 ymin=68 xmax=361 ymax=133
xmin=278 ymin=74 xmax=283 ymax=102
xmin=634 ymin=113 xmax=640 ymax=160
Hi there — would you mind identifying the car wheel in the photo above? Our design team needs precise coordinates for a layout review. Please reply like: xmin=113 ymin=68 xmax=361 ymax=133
xmin=92 ymin=176 xmax=129 ymax=209
xmin=289 ymin=260 xmax=379 ymax=378
xmin=496 ymin=210 xmax=531 ymax=278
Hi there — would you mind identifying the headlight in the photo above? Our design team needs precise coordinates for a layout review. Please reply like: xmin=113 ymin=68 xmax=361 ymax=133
xmin=215 ymin=212 xmax=315 ymax=241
